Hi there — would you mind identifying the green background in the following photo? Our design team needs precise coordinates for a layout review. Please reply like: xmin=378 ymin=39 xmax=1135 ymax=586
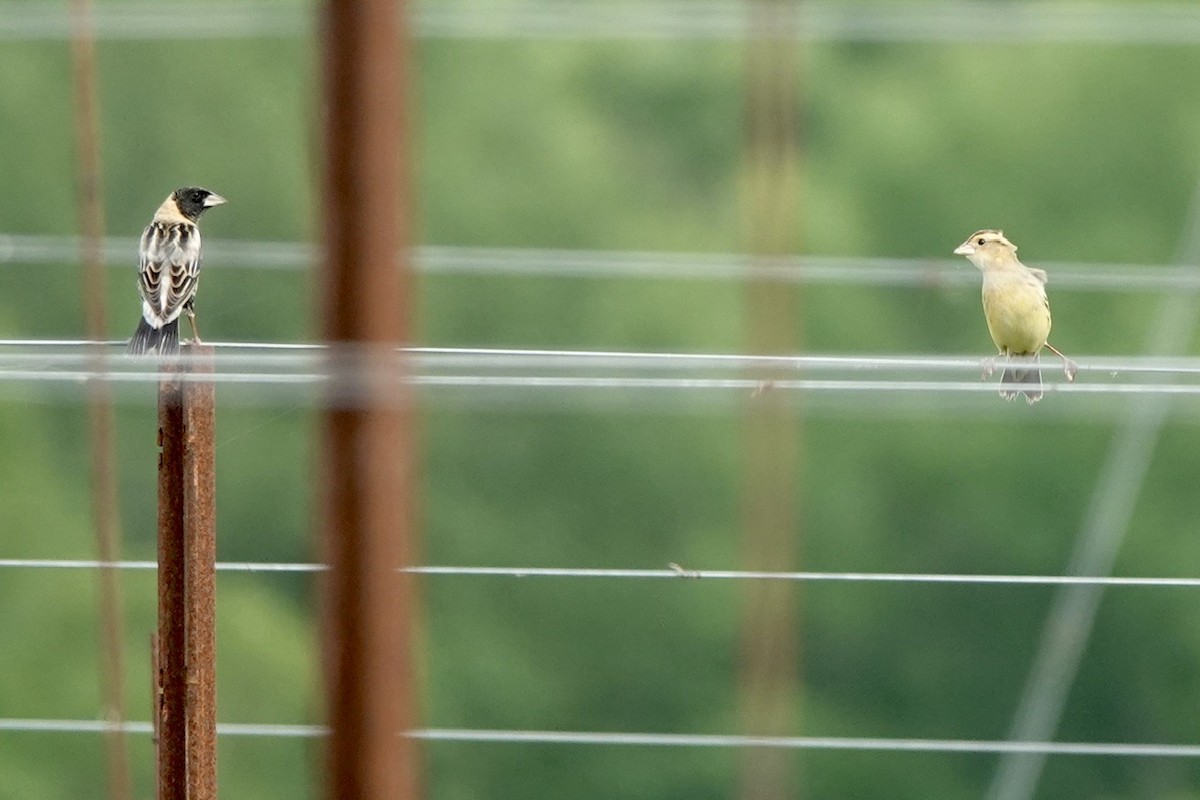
xmin=2 ymin=2 xmax=1200 ymax=798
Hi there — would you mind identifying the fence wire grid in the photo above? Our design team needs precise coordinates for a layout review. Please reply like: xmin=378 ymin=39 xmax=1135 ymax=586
xmin=5 ymin=2 xmax=1200 ymax=800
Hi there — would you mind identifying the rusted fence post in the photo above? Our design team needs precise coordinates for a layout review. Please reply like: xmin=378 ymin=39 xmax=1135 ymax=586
xmin=320 ymin=0 xmax=420 ymax=797
xmin=156 ymin=366 xmax=186 ymax=800
xmin=324 ymin=0 xmax=422 ymax=796
xmin=184 ymin=347 xmax=217 ymax=800
xmin=738 ymin=3 xmax=803 ymax=800
xmin=155 ymin=346 xmax=218 ymax=799
xmin=69 ymin=0 xmax=132 ymax=795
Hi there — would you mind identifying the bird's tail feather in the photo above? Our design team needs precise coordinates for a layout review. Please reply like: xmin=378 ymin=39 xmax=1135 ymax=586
xmin=1000 ymin=354 xmax=1043 ymax=404
xmin=128 ymin=318 xmax=180 ymax=355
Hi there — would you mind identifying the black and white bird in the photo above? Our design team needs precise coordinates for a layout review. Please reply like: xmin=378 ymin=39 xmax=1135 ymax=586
xmin=127 ymin=187 xmax=226 ymax=355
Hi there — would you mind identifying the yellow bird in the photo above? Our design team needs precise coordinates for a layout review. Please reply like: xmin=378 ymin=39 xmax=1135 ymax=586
xmin=954 ymin=230 xmax=1076 ymax=404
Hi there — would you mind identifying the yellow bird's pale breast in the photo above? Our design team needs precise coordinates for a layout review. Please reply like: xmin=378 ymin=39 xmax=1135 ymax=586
xmin=981 ymin=271 xmax=1051 ymax=355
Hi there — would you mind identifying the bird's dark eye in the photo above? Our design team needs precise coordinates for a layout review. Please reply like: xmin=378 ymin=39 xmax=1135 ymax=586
xmin=976 ymin=237 xmax=986 ymax=246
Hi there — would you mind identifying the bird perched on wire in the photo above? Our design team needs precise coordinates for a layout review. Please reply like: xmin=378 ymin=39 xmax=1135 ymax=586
xmin=127 ymin=187 xmax=227 ymax=355
xmin=954 ymin=229 xmax=1077 ymax=404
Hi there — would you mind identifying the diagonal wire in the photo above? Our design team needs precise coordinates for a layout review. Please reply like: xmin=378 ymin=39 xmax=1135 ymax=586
xmin=985 ymin=177 xmax=1200 ymax=800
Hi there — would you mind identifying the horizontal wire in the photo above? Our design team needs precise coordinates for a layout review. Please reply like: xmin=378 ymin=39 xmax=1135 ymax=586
xmin=0 ymin=376 xmax=1194 ymax=397
xmin=0 ymin=719 xmax=315 ymax=737
xmin=0 ymin=346 xmax=1198 ymax=406
xmin=7 ymin=2 xmax=1200 ymax=43
xmin=1 ymin=234 xmax=1198 ymax=292
xmin=418 ymin=379 xmax=1193 ymax=396
xmin=0 ymin=347 xmax=1190 ymax=398
xmin=411 ymin=567 xmax=1200 ymax=588
xmin=415 ymin=730 xmax=1200 ymax=758
xmin=0 ymin=343 xmax=1199 ymax=378
xmin=4 ymin=719 xmax=1199 ymax=757
xmin=0 ymin=373 xmax=1141 ymax=392
xmin=4 ymin=559 xmax=1200 ymax=588
xmin=0 ymin=559 xmax=318 ymax=573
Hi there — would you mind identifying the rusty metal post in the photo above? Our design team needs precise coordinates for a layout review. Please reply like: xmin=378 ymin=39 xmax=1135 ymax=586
xmin=320 ymin=0 xmax=420 ymax=798
xmin=156 ymin=369 xmax=186 ymax=800
xmin=184 ymin=346 xmax=218 ymax=800
xmin=738 ymin=2 xmax=803 ymax=800
xmin=156 ymin=349 xmax=219 ymax=798
xmin=69 ymin=0 xmax=132 ymax=796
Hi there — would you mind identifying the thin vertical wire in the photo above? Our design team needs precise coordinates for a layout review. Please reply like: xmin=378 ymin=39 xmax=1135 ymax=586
xmin=737 ymin=2 xmax=803 ymax=799
xmin=986 ymin=175 xmax=1200 ymax=800
xmin=68 ymin=1 xmax=131 ymax=797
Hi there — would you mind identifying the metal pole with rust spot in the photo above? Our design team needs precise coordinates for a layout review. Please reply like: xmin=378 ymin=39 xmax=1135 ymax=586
xmin=184 ymin=347 xmax=218 ymax=800
xmin=319 ymin=0 xmax=421 ymax=797
xmin=155 ymin=346 xmax=219 ymax=800
xmin=156 ymin=366 xmax=186 ymax=800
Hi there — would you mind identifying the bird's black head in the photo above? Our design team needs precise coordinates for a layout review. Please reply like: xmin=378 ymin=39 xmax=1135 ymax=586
xmin=171 ymin=187 xmax=227 ymax=221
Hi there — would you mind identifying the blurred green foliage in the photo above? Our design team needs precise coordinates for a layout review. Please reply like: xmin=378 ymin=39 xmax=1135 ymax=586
xmin=2 ymin=3 xmax=1200 ymax=799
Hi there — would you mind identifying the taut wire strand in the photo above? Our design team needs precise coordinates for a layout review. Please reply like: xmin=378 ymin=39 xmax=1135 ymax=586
xmin=2 ymin=234 xmax=1200 ymax=292
xmin=4 ymin=559 xmax=1200 ymax=588
xmin=3 ymin=718 xmax=1200 ymax=759
xmin=4 ymin=344 xmax=1200 ymax=378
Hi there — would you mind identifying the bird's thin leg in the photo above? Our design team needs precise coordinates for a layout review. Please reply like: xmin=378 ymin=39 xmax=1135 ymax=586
xmin=186 ymin=307 xmax=202 ymax=344
xmin=1044 ymin=342 xmax=1077 ymax=382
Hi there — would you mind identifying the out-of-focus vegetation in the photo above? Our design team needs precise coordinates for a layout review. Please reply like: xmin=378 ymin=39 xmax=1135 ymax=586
xmin=2 ymin=2 xmax=1200 ymax=798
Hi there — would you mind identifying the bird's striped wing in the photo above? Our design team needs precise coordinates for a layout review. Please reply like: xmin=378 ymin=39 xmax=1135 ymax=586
xmin=138 ymin=220 xmax=202 ymax=326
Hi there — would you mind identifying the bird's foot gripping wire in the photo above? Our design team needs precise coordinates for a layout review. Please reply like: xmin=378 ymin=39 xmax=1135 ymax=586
xmin=980 ymin=356 xmax=998 ymax=380
xmin=1044 ymin=342 xmax=1076 ymax=382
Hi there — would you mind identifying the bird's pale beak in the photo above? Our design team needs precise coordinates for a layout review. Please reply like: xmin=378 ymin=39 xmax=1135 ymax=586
xmin=953 ymin=242 xmax=974 ymax=256
xmin=203 ymin=193 xmax=228 ymax=207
